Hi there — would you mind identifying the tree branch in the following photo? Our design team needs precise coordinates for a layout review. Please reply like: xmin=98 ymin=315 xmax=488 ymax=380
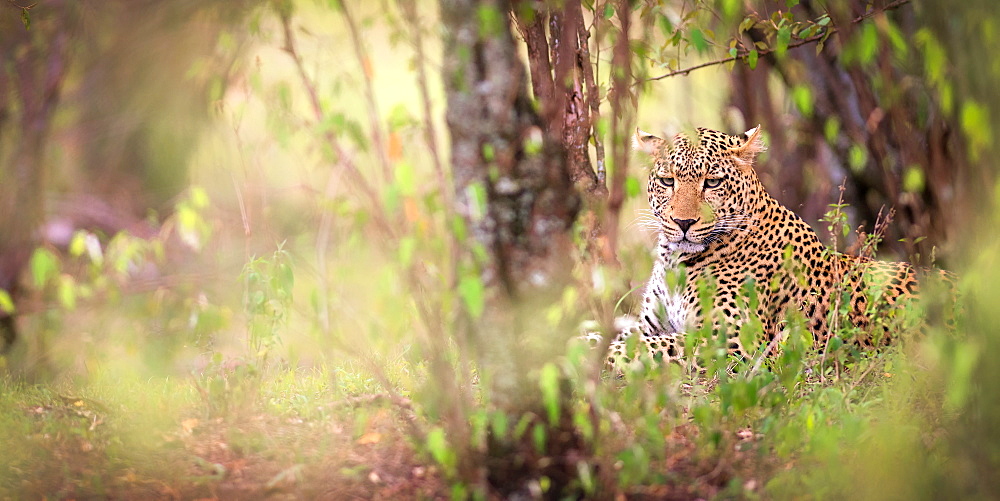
xmin=643 ymin=0 xmax=912 ymax=83
xmin=339 ymin=2 xmax=393 ymax=183
xmin=277 ymin=12 xmax=390 ymax=236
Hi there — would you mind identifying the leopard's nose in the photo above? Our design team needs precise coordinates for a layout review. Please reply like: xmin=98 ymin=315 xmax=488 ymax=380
xmin=672 ymin=218 xmax=698 ymax=234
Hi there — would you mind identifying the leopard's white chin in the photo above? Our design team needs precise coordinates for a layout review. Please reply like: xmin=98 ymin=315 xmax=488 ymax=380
xmin=667 ymin=240 xmax=707 ymax=253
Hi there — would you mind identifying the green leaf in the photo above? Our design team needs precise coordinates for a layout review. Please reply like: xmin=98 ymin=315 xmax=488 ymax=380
xmin=747 ymin=49 xmax=759 ymax=69
xmin=57 ymin=276 xmax=77 ymax=310
xmin=532 ymin=423 xmax=547 ymax=454
xmin=824 ymin=117 xmax=840 ymax=143
xmin=603 ymin=3 xmax=614 ymax=19
xmin=855 ymin=23 xmax=878 ymax=64
xmin=916 ymin=29 xmax=946 ymax=84
xmin=425 ymin=427 xmax=456 ymax=472
xmin=961 ymin=101 xmax=991 ymax=160
xmin=625 ymin=176 xmax=641 ymax=198
xmin=0 ymin=290 xmax=15 ymax=314
xmin=885 ymin=20 xmax=907 ymax=57
xmin=30 ymin=248 xmax=60 ymax=289
xmin=776 ymin=26 xmax=791 ymax=57
xmin=539 ymin=362 xmax=560 ymax=423
xmin=903 ymin=166 xmax=925 ymax=193
xmin=394 ymin=161 xmax=417 ymax=196
xmin=69 ymin=232 xmax=88 ymax=257
xmin=398 ymin=237 xmax=417 ymax=267
xmin=465 ymin=183 xmax=488 ymax=221
xmin=945 ymin=342 xmax=980 ymax=411
xmin=458 ymin=274 xmax=485 ymax=318
xmin=476 ymin=5 xmax=504 ymax=36
xmin=190 ymin=186 xmax=210 ymax=209
xmin=848 ymin=145 xmax=868 ymax=174
xmin=689 ymin=28 xmax=708 ymax=53
xmin=20 ymin=9 xmax=29 ymax=30
xmin=720 ymin=0 xmax=740 ymax=17
xmin=792 ymin=85 xmax=814 ymax=117
xmin=387 ymin=104 xmax=415 ymax=131
xmin=595 ymin=117 xmax=609 ymax=137
xmin=523 ymin=130 xmax=543 ymax=156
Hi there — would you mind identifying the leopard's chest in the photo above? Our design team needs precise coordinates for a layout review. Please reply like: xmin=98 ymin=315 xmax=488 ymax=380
xmin=641 ymin=259 xmax=694 ymax=335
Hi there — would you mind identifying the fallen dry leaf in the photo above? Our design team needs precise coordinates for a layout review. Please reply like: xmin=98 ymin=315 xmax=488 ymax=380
xmin=181 ymin=418 xmax=200 ymax=434
xmin=357 ymin=432 xmax=381 ymax=445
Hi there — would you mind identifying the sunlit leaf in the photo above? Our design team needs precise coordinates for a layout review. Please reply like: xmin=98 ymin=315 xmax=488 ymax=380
xmin=848 ymin=145 xmax=868 ymax=174
xmin=689 ymin=28 xmax=708 ymax=53
xmin=57 ymin=275 xmax=77 ymax=310
xmin=69 ymin=232 xmax=88 ymax=257
xmin=394 ymin=161 xmax=417 ymax=196
xmin=190 ymin=186 xmax=210 ymax=209
xmin=824 ymin=117 xmax=840 ymax=143
xmin=776 ymin=26 xmax=791 ymax=58
xmin=945 ymin=342 xmax=980 ymax=411
xmin=30 ymin=248 xmax=59 ymax=289
xmin=961 ymin=101 xmax=991 ymax=160
xmin=721 ymin=0 xmax=741 ymax=17
xmin=748 ymin=49 xmax=759 ymax=69
xmin=476 ymin=5 xmax=503 ymax=36
xmin=595 ymin=117 xmax=609 ymax=137
xmin=903 ymin=166 xmax=925 ymax=193
xmin=398 ymin=237 xmax=417 ymax=267
xmin=539 ymin=362 xmax=560 ymax=423
xmin=657 ymin=15 xmax=673 ymax=37
xmin=458 ymin=274 xmax=485 ymax=319
xmin=465 ymin=183 xmax=488 ymax=221
xmin=625 ymin=176 xmax=641 ymax=198
xmin=0 ymin=290 xmax=15 ymax=314
xmin=855 ymin=23 xmax=879 ymax=64
xmin=425 ymin=427 xmax=456 ymax=472
xmin=792 ymin=85 xmax=814 ymax=117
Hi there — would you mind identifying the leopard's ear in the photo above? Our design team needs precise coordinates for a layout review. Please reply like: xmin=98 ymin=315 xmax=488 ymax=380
xmin=633 ymin=128 xmax=664 ymax=155
xmin=731 ymin=124 xmax=766 ymax=165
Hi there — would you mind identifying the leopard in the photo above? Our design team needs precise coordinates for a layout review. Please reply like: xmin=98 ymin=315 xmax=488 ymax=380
xmin=596 ymin=125 xmax=945 ymax=368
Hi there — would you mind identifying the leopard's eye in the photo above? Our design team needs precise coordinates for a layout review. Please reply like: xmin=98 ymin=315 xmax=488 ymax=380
xmin=704 ymin=177 xmax=723 ymax=189
xmin=655 ymin=176 xmax=675 ymax=188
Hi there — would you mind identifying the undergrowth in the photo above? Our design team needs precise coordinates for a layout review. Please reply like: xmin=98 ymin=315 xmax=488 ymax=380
xmin=0 ymin=4 xmax=985 ymax=498
xmin=0 ymin=188 xmax=971 ymax=499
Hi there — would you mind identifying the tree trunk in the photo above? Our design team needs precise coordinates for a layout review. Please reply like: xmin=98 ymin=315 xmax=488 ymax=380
xmin=0 ymin=13 xmax=71 ymax=352
xmin=728 ymin=0 xmax=962 ymax=264
xmin=440 ymin=0 xmax=583 ymax=495
xmin=442 ymin=0 xmax=580 ymax=296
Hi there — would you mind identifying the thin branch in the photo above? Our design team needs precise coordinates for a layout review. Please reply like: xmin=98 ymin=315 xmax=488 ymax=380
xmin=397 ymin=0 xmax=448 ymax=206
xmin=6 ymin=0 xmax=37 ymax=9
xmin=643 ymin=0 xmax=912 ymax=83
xmin=578 ymin=13 xmax=606 ymax=189
xmin=339 ymin=2 xmax=393 ymax=183
xmin=277 ymin=12 xmax=391 ymax=236
xmin=603 ymin=0 xmax=633 ymax=264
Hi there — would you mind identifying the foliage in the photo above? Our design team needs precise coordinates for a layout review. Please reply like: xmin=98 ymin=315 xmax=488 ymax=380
xmin=0 ymin=0 xmax=995 ymax=499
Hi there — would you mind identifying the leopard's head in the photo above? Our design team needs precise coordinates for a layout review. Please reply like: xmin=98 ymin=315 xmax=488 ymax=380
xmin=633 ymin=126 xmax=766 ymax=254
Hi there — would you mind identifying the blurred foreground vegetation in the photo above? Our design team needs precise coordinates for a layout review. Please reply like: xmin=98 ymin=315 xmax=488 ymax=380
xmin=1 ymin=0 xmax=999 ymax=499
